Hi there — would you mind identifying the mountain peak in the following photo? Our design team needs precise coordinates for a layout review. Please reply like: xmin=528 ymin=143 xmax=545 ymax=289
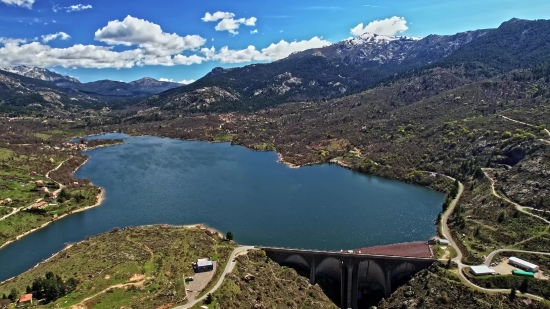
xmin=0 ymin=65 xmax=80 ymax=83
xmin=345 ymin=33 xmax=422 ymax=46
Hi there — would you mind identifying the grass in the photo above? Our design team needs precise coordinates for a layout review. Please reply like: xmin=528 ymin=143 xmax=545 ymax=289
xmin=0 ymin=186 xmax=100 ymax=247
xmin=33 ymin=133 xmax=52 ymax=141
xmin=0 ymin=225 xmax=236 ymax=309
xmin=213 ymin=133 xmax=238 ymax=142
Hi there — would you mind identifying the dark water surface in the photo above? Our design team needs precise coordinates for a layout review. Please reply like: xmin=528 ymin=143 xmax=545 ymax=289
xmin=0 ymin=134 xmax=444 ymax=280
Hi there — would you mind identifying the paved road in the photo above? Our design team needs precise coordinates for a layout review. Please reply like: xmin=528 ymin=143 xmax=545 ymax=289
xmin=437 ymin=175 xmax=546 ymax=300
xmin=485 ymin=249 xmax=550 ymax=266
xmin=172 ymin=246 xmax=255 ymax=309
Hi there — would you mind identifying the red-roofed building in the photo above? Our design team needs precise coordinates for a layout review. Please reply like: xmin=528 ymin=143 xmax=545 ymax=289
xmin=17 ymin=293 xmax=32 ymax=307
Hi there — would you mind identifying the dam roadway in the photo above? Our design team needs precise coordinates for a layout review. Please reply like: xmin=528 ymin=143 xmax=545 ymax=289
xmin=262 ymin=243 xmax=436 ymax=309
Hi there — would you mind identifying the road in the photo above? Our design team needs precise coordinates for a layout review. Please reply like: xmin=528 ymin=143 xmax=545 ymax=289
xmin=0 ymin=157 xmax=71 ymax=222
xmin=485 ymin=249 xmax=550 ymax=266
xmin=500 ymin=115 xmax=550 ymax=143
xmin=172 ymin=246 xmax=255 ymax=309
xmin=438 ymin=174 xmax=546 ymax=300
xmin=482 ymin=168 xmax=550 ymax=224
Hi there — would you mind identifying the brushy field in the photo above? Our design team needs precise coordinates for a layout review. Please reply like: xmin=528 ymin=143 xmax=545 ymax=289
xmin=190 ymin=250 xmax=337 ymax=309
xmin=0 ymin=225 xmax=235 ymax=309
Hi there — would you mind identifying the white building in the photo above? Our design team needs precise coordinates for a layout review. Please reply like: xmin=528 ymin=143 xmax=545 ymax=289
xmin=470 ymin=265 xmax=496 ymax=276
xmin=509 ymin=257 xmax=539 ymax=272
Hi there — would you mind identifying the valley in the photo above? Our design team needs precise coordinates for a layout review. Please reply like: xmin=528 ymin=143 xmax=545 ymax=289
xmin=1 ymin=16 xmax=550 ymax=309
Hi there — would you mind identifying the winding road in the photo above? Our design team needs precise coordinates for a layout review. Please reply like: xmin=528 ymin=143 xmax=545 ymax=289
xmin=437 ymin=112 xmax=550 ymax=301
xmin=172 ymin=246 xmax=255 ymax=309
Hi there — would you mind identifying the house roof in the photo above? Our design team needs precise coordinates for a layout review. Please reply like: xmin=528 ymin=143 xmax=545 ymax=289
xmin=18 ymin=294 xmax=32 ymax=303
xmin=470 ymin=265 xmax=495 ymax=275
xmin=509 ymin=257 xmax=538 ymax=269
xmin=197 ymin=260 xmax=213 ymax=267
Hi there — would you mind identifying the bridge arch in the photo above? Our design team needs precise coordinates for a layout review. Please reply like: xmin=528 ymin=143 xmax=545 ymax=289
xmin=281 ymin=254 xmax=310 ymax=269
xmin=315 ymin=257 xmax=342 ymax=281
xmin=391 ymin=261 xmax=419 ymax=291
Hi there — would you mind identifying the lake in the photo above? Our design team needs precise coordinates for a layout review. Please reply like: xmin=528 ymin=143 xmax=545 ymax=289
xmin=0 ymin=134 xmax=445 ymax=281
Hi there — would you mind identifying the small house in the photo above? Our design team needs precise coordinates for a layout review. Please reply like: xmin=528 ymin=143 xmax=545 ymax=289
xmin=194 ymin=258 xmax=213 ymax=273
xmin=31 ymin=201 xmax=47 ymax=209
xmin=17 ymin=293 xmax=32 ymax=307
xmin=35 ymin=180 xmax=45 ymax=188
xmin=438 ymin=239 xmax=449 ymax=246
xmin=4 ymin=198 xmax=12 ymax=204
xmin=40 ymin=187 xmax=49 ymax=194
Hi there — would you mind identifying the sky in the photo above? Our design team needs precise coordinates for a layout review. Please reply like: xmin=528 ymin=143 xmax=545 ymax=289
xmin=0 ymin=0 xmax=549 ymax=83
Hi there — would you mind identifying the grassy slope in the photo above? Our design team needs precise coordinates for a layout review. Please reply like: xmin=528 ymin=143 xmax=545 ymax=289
xmin=0 ymin=225 xmax=236 ymax=309
xmin=190 ymin=250 xmax=337 ymax=309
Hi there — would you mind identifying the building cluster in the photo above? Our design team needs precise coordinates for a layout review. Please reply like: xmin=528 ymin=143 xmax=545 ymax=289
xmin=470 ymin=256 xmax=539 ymax=277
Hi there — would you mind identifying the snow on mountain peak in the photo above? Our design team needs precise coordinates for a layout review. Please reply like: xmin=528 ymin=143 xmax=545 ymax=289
xmin=346 ymin=33 xmax=422 ymax=46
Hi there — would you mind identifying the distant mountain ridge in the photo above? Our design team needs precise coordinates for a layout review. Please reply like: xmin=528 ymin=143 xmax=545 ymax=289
xmin=1 ymin=65 xmax=80 ymax=84
xmin=0 ymin=65 xmax=183 ymax=98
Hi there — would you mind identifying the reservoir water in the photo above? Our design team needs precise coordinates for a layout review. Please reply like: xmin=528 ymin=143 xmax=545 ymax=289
xmin=0 ymin=134 xmax=445 ymax=281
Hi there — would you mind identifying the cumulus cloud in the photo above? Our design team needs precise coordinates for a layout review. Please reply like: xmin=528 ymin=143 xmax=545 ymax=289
xmin=202 ymin=11 xmax=257 ymax=35
xmin=250 ymin=29 xmax=258 ymax=34
xmin=201 ymin=11 xmax=235 ymax=22
xmin=350 ymin=16 xmax=408 ymax=36
xmin=41 ymin=32 xmax=71 ymax=43
xmin=1 ymin=0 xmax=34 ymax=8
xmin=204 ymin=36 xmax=330 ymax=63
xmin=94 ymin=15 xmax=206 ymax=56
xmin=159 ymin=78 xmax=196 ymax=84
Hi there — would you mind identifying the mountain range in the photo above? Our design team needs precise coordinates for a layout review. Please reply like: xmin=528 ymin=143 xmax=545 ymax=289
xmin=2 ymin=18 xmax=550 ymax=116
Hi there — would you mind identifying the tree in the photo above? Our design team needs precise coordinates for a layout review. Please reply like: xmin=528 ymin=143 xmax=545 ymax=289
xmin=498 ymin=211 xmax=507 ymax=223
xmin=446 ymin=258 xmax=452 ymax=269
xmin=7 ymin=288 xmax=18 ymax=302
xmin=205 ymin=293 xmax=213 ymax=304
xmin=520 ymin=278 xmax=529 ymax=293
xmin=1 ymin=294 xmax=6 ymax=299
xmin=510 ymin=286 xmax=517 ymax=301
xmin=226 ymin=231 xmax=233 ymax=241
xmin=26 ymin=286 xmax=31 ymax=294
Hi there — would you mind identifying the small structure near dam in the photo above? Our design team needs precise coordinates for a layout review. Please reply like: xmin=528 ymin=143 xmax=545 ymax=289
xmin=262 ymin=242 xmax=436 ymax=309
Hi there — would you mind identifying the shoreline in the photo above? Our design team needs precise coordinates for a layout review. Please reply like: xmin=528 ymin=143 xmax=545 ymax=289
xmin=0 ymin=188 xmax=105 ymax=252
xmin=0 ymin=223 xmax=217 ymax=285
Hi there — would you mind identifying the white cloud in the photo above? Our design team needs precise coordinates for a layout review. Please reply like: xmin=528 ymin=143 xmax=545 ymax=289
xmin=42 ymin=32 xmax=71 ymax=43
xmin=250 ymin=29 xmax=258 ymax=34
xmin=1 ymin=0 xmax=34 ymax=9
xmin=94 ymin=15 xmax=206 ymax=56
xmin=53 ymin=3 xmax=92 ymax=12
xmin=66 ymin=4 xmax=92 ymax=12
xmin=160 ymin=78 xmax=196 ymax=84
xmin=351 ymin=16 xmax=408 ymax=36
xmin=201 ymin=11 xmax=234 ymax=22
xmin=205 ymin=36 xmax=330 ymax=63
xmin=202 ymin=11 xmax=257 ymax=35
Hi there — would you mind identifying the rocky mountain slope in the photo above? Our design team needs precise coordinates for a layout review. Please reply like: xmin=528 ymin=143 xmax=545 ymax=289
xmin=0 ymin=69 xmax=100 ymax=114
xmin=142 ymin=28 xmax=491 ymax=113
xmin=0 ymin=65 xmax=80 ymax=84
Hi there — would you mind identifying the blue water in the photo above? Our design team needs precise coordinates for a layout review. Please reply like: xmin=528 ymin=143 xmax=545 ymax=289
xmin=0 ymin=134 xmax=444 ymax=280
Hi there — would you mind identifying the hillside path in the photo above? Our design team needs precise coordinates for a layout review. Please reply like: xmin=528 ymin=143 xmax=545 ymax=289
xmin=0 ymin=156 xmax=71 ymax=222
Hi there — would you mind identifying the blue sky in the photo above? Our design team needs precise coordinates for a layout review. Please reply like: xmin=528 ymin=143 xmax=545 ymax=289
xmin=0 ymin=0 xmax=549 ymax=83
